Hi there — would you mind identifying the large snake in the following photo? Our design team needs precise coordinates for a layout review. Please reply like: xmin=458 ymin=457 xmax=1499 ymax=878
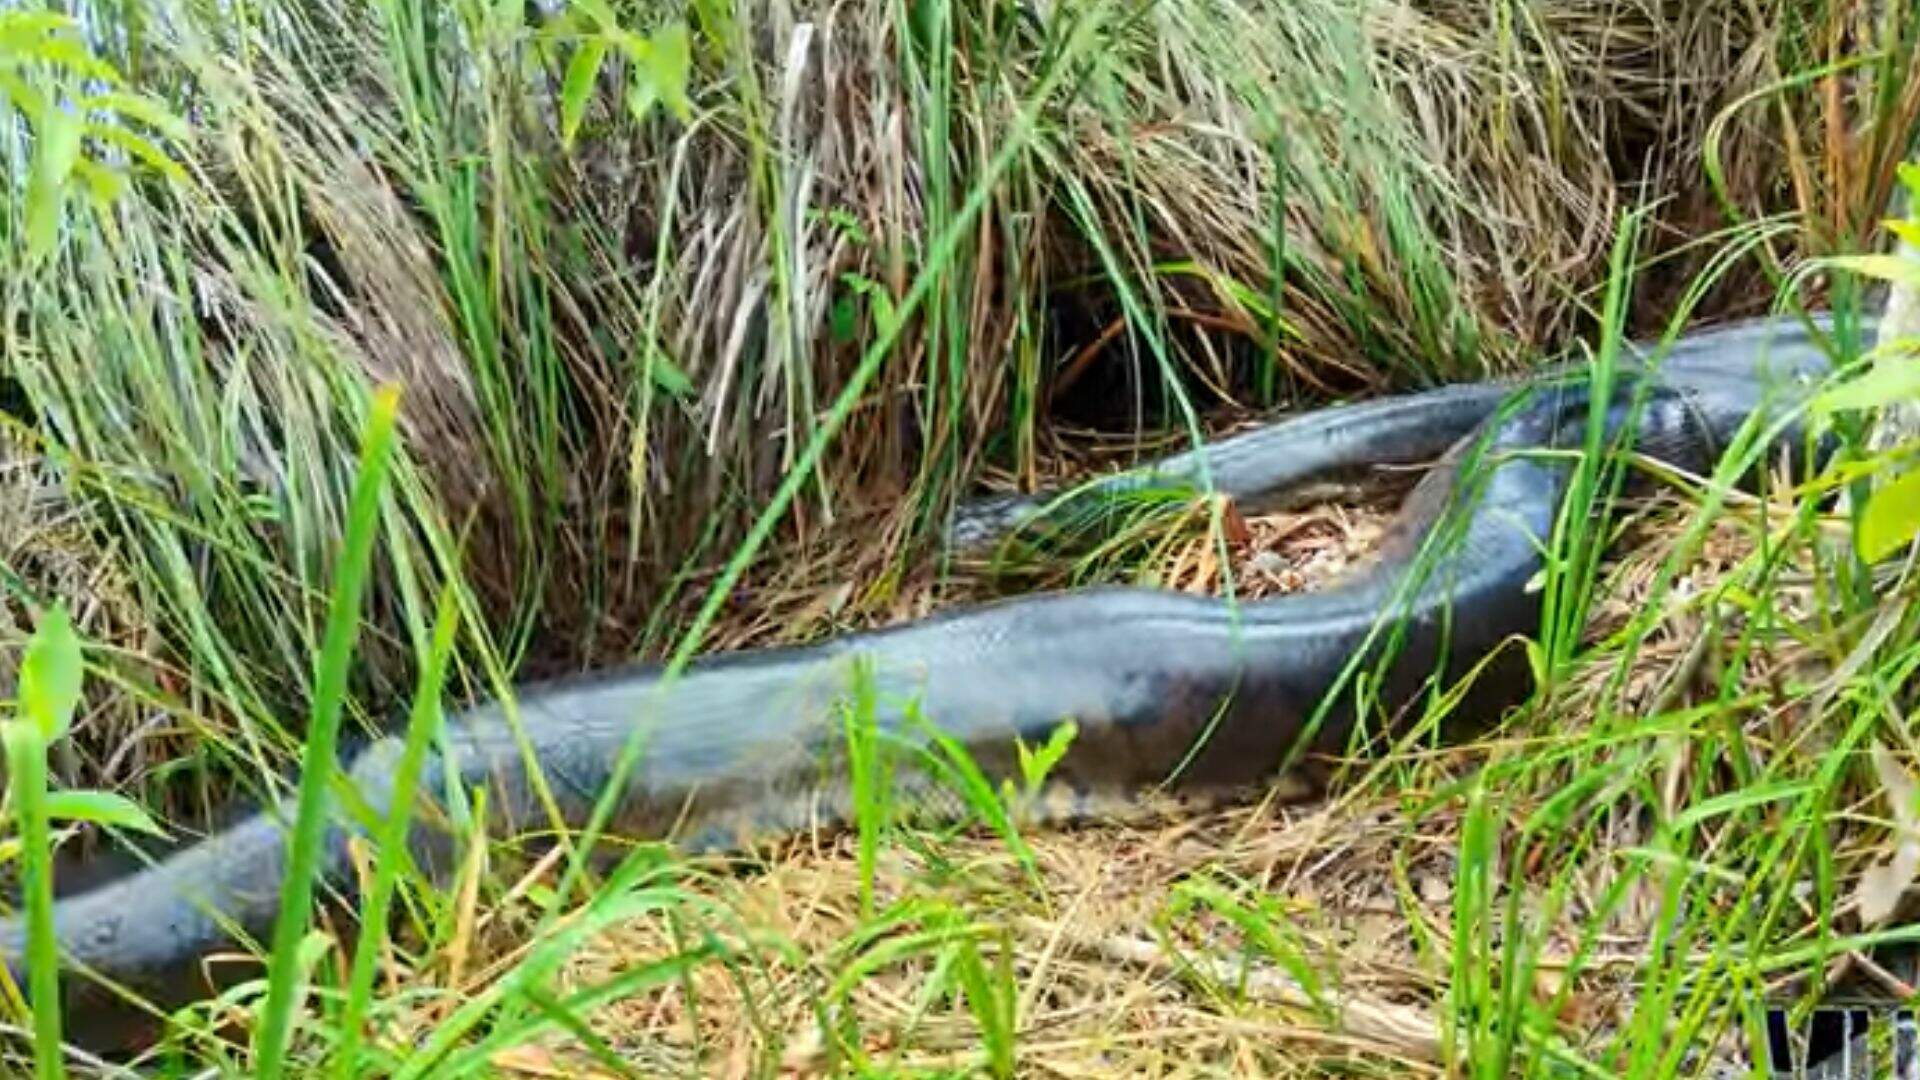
xmin=0 ymin=313 xmax=1857 ymax=1054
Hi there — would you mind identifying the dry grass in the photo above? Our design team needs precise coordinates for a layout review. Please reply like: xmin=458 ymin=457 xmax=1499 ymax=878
xmin=204 ymin=475 xmax=1872 ymax=1079
xmin=404 ymin=469 xmax=1902 ymax=1078
xmin=527 ymin=801 xmax=1464 ymax=1078
xmin=342 ymin=500 xmax=1781 ymax=1079
xmin=3 ymin=0 xmax=1920 ymax=1075
xmin=0 ymin=434 xmax=173 ymax=799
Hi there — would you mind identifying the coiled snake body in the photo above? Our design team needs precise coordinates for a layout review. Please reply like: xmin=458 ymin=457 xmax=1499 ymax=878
xmin=0 ymin=314 xmax=1855 ymax=1050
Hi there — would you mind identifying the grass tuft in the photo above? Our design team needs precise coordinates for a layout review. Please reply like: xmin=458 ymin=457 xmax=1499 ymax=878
xmin=2 ymin=0 xmax=1919 ymax=1075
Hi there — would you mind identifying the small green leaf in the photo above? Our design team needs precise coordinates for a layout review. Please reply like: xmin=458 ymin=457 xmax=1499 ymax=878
xmin=648 ymin=22 xmax=691 ymax=122
xmin=643 ymin=345 xmax=693 ymax=395
xmin=18 ymin=603 xmax=83 ymax=741
xmin=26 ymin=101 xmax=84 ymax=262
xmin=559 ymin=39 xmax=607 ymax=148
xmin=1859 ymin=468 xmax=1920 ymax=563
xmin=1016 ymin=720 xmax=1077 ymax=795
xmin=1811 ymin=356 xmax=1920 ymax=415
xmin=611 ymin=26 xmax=651 ymax=58
xmin=831 ymin=295 xmax=858 ymax=343
xmin=998 ymin=776 xmax=1020 ymax=809
xmin=840 ymin=274 xmax=898 ymax=334
xmin=824 ymin=207 xmax=870 ymax=246
xmin=44 ymin=790 xmax=165 ymax=836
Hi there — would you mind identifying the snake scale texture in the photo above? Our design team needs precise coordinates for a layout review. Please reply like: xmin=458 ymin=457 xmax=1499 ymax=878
xmin=0 ymin=313 xmax=1862 ymax=1053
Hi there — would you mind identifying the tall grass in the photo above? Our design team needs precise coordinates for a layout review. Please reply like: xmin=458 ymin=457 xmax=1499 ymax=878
xmin=15 ymin=0 xmax=1902 ymax=805
xmin=1386 ymin=239 xmax=1917 ymax=1073
xmin=251 ymin=384 xmax=401 ymax=1077
xmin=2 ymin=607 xmax=78 ymax=1080
xmin=332 ymin=582 xmax=460 ymax=1076
xmin=1 ymin=0 xmax=1918 ymax=1074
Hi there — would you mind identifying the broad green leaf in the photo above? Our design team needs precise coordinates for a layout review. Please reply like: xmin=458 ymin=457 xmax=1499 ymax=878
xmin=649 ymin=22 xmax=691 ymax=122
xmin=1859 ymin=468 xmax=1920 ymax=563
xmin=625 ymin=79 xmax=659 ymax=125
xmin=559 ymin=39 xmax=606 ymax=148
xmin=44 ymin=790 xmax=165 ymax=835
xmin=1810 ymin=357 xmax=1920 ymax=415
xmin=26 ymin=102 xmax=84 ymax=263
xmin=1825 ymin=254 xmax=1920 ymax=291
xmin=18 ymin=603 xmax=82 ymax=741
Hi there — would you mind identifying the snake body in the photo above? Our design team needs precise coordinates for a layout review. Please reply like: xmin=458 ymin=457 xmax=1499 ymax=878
xmin=0 ymin=314 xmax=1853 ymax=1050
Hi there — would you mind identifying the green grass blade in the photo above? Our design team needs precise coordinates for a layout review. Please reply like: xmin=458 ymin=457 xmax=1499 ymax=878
xmin=2 ymin=722 xmax=63 ymax=1080
xmin=253 ymin=384 xmax=404 ymax=1078
xmin=331 ymin=580 xmax=462 ymax=1075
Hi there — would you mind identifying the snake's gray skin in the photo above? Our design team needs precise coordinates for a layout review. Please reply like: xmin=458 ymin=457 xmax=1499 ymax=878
xmin=945 ymin=314 xmax=1862 ymax=550
xmin=0 ymin=313 xmax=1857 ymax=1053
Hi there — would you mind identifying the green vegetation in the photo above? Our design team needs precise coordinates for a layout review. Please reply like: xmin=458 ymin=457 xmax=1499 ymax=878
xmin=3 ymin=605 xmax=163 ymax=1080
xmin=1 ymin=0 xmax=1919 ymax=1075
